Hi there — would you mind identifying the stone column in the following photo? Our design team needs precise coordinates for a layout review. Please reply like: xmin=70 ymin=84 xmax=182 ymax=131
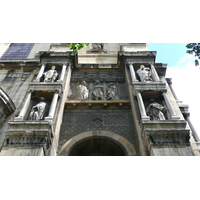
xmin=34 ymin=63 xmax=46 ymax=82
xmin=150 ymin=64 xmax=160 ymax=82
xmin=45 ymin=91 xmax=59 ymax=120
xmin=64 ymin=63 xmax=72 ymax=99
xmin=57 ymin=63 xmax=67 ymax=82
xmin=186 ymin=116 xmax=200 ymax=142
xmin=136 ymin=91 xmax=150 ymax=121
xmin=166 ymin=78 xmax=182 ymax=103
xmin=128 ymin=63 xmax=138 ymax=82
xmin=162 ymin=92 xmax=180 ymax=120
xmin=14 ymin=91 xmax=32 ymax=121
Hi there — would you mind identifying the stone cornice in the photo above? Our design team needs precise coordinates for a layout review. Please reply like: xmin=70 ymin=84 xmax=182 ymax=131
xmin=118 ymin=51 xmax=157 ymax=57
xmin=0 ymin=60 xmax=40 ymax=67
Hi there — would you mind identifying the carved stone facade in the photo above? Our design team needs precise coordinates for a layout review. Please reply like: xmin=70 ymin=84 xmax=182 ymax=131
xmin=58 ymin=110 xmax=139 ymax=155
xmin=0 ymin=43 xmax=199 ymax=156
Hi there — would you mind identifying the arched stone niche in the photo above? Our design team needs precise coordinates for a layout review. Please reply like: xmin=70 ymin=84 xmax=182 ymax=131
xmin=58 ymin=131 xmax=137 ymax=156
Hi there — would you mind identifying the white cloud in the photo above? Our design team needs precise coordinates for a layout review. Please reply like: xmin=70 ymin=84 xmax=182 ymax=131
xmin=177 ymin=54 xmax=195 ymax=65
xmin=166 ymin=54 xmax=200 ymax=138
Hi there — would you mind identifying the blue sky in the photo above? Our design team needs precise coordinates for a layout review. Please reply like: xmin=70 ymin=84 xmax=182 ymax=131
xmin=148 ymin=43 xmax=188 ymax=67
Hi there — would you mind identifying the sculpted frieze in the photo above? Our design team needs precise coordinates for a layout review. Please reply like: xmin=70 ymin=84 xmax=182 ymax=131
xmin=69 ymin=80 xmax=127 ymax=101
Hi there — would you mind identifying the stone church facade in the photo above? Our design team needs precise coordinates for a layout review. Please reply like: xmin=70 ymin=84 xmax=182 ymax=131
xmin=0 ymin=43 xmax=199 ymax=156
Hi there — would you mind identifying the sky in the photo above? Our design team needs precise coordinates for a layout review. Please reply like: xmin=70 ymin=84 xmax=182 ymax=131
xmin=148 ymin=43 xmax=200 ymax=138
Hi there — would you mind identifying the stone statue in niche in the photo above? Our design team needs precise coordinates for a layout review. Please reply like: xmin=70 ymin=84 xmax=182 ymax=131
xmin=107 ymin=82 xmax=119 ymax=100
xmin=92 ymin=80 xmax=104 ymax=100
xmin=29 ymin=97 xmax=46 ymax=121
xmin=146 ymin=99 xmax=167 ymax=120
xmin=137 ymin=65 xmax=153 ymax=82
xmin=92 ymin=43 xmax=103 ymax=49
xmin=76 ymin=81 xmax=89 ymax=100
xmin=43 ymin=66 xmax=58 ymax=82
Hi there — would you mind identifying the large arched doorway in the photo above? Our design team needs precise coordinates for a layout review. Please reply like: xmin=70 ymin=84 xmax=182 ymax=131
xmin=58 ymin=131 xmax=137 ymax=156
xmin=69 ymin=137 xmax=126 ymax=156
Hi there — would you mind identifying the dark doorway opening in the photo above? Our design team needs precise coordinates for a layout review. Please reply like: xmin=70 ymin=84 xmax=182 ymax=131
xmin=69 ymin=137 xmax=126 ymax=156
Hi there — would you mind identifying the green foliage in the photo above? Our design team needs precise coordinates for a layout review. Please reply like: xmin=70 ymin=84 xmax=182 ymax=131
xmin=69 ymin=43 xmax=89 ymax=54
xmin=186 ymin=43 xmax=200 ymax=66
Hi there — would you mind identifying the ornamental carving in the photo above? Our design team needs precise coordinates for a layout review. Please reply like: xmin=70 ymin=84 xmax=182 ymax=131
xmin=70 ymin=72 xmax=128 ymax=101
xmin=144 ymin=131 xmax=190 ymax=146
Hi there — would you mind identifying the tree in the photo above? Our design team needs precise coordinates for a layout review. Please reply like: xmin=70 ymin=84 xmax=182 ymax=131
xmin=186 ymin=43 xmax=200 ymax=66
xmin=69 ymin=43 xmax=89 ymax=53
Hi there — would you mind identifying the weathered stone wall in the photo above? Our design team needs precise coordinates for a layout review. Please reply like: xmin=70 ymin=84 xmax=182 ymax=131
xmin=0 ymin=67 xmax=37 ymax=149
xmin=0 ymin=68 xmax=36 ymax=108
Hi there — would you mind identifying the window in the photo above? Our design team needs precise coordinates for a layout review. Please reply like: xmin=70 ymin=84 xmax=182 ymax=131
xmin=1 ymin=43 xmax=34 ymax=59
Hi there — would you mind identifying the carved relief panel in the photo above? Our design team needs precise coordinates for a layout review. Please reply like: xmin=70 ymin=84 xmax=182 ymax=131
xmin=68 ymin=72 xmax=128 ymax=101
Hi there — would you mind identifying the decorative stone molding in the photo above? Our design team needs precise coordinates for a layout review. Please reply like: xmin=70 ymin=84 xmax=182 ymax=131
xmin=141 ymin=120 xmax=190 ymax=152
xmin=118 ymin=51 xmax=157 ymax=67
xmin=8 ymin=120 xmax=52 ymax=132
xmin=29 ymin=82 xmax=62 ymax=94
xmin=132 ymin=82 xmax=167 ymax=93
xmin=71 ymin=72 xmax=125 ymax=81
xmin=4 ymin=132 xmax=52 ymax=156
xmin=36 ymin=51 xmax=77 ymax=68
xmin=4 ymin=121 xmax=53 ymax=155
